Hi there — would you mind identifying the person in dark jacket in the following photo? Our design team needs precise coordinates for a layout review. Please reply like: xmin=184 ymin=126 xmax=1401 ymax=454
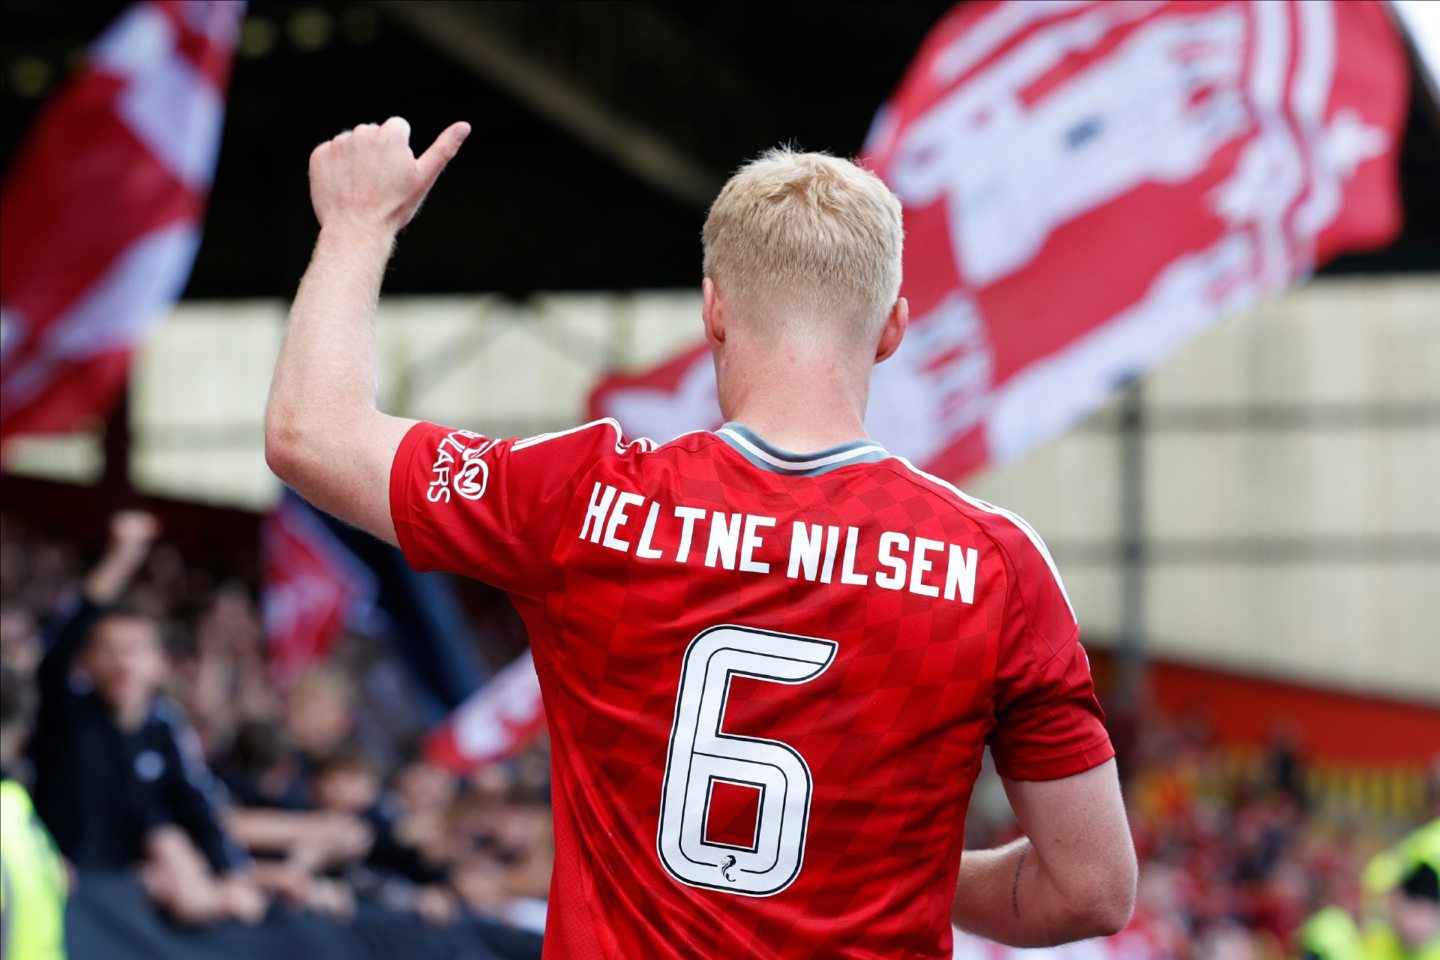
xmin=27 ymin=511 xmax=265 ymax=925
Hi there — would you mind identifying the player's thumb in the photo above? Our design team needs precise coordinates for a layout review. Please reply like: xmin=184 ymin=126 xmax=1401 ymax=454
xmin=417 ymin=121 xmax=472 ymax=189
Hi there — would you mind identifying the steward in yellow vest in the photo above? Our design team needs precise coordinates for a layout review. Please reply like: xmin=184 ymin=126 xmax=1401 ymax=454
xmin=1 ymin=665 xmax=67 ymax=960
xmin=0 ymin=779 xmax=68 ymax=960
xmin=1362 ymin=819 xmax=1440 ymax=960
xmin=1298 ymin=905 xmax=1365 ymax=959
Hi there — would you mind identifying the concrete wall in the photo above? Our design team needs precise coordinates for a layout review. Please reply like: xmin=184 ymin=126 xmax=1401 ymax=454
xmin=965 ymin=276 xmax=1440 ymax=702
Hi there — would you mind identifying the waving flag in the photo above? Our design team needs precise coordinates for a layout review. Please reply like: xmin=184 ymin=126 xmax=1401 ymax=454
xmin=261 ymin=490 xmax=379 ymax=688
xmin=263 ymin=490 xmax=487 ymax=719
xmin=425 ymin=650 xmax=546 ymax=774
xmin=590 ymin=0 xmax=1409 ymax=480
xmin=0 ymin=0 xmax=242 ymax=444
xmin=310 ymin=506 xmax=488 ymax=725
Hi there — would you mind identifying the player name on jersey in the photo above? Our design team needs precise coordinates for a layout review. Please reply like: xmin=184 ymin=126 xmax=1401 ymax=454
xmin=579 ymin=481 xmax=980 ymax=603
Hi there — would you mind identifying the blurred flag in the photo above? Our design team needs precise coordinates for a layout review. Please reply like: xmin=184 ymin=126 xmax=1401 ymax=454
xmin=424 ymin=649 xmax=546 ymax=774
xmin=590 ymin=0 xmax=1409 ymax=480
xmin=261 ymin=490 xmax=378 ymax=688
xmin=0 ymin=0 xmax=242 ymax=445
xmin=262 ymin=490 xmax=487 ymax=721
xmin=309 ymin=506 xmax=488 ymax=725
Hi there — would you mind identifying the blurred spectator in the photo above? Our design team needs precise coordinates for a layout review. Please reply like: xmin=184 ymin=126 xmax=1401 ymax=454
xmin=313 ymin=745 xmax=424 ymax=875
xmin=962 ymin=706 xmax=1429 ymax=959
xmin=392 ymin=755 xmax=460 ymax=861
xmin=219 ymin=718 xmax=309 ymax=810
xmin=24 ymin=512 xmax=264 ymax=925
xmin=0 ymin=604 xmax=41 ymax=676
xmin=1363 ymin=819 xmax=1440 ymax=958
xmin=1 ymin=663 xmax=67 ymax=960
xmin=1266 ymin=723 xmax=1309 ymax=811
xmin=180 ymin=582 xmax=275 ymax=756
xmin=286 ymin=666 xmax=359 ymax=765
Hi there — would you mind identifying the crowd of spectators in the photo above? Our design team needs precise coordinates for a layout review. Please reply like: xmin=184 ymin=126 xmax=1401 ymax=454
xmin=1 ymin=508 xmax=1433 ymax=958
xmin=964 ymin=711 xmax=1436 ymax=958
xmin=0 ymin=509 xmax=552 ymax=941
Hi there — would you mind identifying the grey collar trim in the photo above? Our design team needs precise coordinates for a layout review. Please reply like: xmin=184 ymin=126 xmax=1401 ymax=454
xmin=715 ymin=422 xmax=890 ymax=476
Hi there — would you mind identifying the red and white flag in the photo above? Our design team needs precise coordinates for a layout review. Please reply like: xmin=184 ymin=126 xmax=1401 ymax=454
xmin=590 ymin=0 xmax=1408 ymax=480
xmin=424 ymin=649 xmax=548 ymax=773
xmin=0 ymin=0 xmax=241 ymax=444
xmin=261 ymin=491 xmax=377 ymax=688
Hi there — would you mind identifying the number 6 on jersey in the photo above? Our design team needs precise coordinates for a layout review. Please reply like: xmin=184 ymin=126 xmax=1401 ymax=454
xmin=657 ymin=625 xmax=837 ymax=897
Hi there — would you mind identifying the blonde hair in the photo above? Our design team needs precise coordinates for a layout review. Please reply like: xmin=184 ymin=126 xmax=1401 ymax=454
xmin=702 ymin=147 xmax=903 ymax=343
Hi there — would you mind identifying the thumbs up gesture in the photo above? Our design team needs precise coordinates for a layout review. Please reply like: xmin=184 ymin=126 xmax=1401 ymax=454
xmin=308 ymin=117 xmax=471 ymax=234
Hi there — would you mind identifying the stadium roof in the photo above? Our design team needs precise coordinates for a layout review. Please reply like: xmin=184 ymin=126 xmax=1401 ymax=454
xmin=2 ymin=0 xmax=1437 ymax=300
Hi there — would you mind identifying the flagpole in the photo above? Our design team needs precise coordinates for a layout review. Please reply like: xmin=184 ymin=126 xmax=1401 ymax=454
xmin=101 ymin=389 xmax=132 ymax=501
xmin=1117 ymin=379 xmax=1146 ymax=706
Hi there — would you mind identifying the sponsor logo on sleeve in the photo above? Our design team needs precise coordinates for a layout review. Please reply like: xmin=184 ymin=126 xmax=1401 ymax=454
xmin=453 ymin=451 xmax=490 ymax=500
xmin=427 ymin=430 xmax=497 ymax=504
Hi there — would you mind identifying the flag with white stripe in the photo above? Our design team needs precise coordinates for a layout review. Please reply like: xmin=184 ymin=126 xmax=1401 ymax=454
xmin=424 ymin=649 xmax=548 ymax=773
xmin=588 ymin=0 xmax=1408 ymax=481
xmin=261 ymin=488 xmax=379 ymax=688
xmin=0 ymin=0 xmax=242 ymax=444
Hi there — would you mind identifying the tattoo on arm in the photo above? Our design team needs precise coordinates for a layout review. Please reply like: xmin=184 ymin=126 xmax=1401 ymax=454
xmin=1011 ymin=848 xmax=1027 ymax=919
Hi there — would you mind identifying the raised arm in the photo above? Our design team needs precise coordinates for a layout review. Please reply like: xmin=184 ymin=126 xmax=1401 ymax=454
xmin=38 ymin=511 xmax=158 ymax=694
xmin=952 ymin=759 xmax=1137 ymax=947
xmin=265 ymin=117 xmax=470 ymax=545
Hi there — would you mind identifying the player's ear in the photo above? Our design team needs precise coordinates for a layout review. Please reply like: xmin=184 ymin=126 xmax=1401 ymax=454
xmin=702 ymin=277 xmax=727 ymax=347
xmin=875 ymin=297 xmax=908 ymax=364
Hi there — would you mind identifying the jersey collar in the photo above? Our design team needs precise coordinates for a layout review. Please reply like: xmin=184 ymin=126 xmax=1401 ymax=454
xmin=715 ymin=423 xmax=890 ymax=477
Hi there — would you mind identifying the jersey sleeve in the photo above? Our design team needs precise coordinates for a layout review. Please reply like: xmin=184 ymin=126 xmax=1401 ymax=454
xmin=389 ymin=419 xmax=647 ymax=600
xmin=987 ymin=529 xmax=1114 ymax=782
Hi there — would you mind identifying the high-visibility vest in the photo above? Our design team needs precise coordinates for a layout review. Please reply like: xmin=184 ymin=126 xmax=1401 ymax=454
xmin=1361 ymin=928 xmax=1440 ymax=960
xmin=0 ymin=779 xmax=67 ymax=960
xmin=1366 ymin=821 xmax=1440 ymax=902
xmin=1297 ymin=906 xmax=1364 ymax=959
xmin=1362 ymin=819 xmax=1440 ymax=960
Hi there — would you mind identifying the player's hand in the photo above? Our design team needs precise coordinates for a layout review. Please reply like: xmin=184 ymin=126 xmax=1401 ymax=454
xmin=308 ymin=117 xmax=471 ymax=234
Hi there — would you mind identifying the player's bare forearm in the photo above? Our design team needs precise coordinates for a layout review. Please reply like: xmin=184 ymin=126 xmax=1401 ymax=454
xmin=952 ymin=761 xmax=1136 ymax=946
xmin=266 ymin=223 xmax=406 ymax=541
xmin=265 ymin=117 xmax=469 ymax=544
xmin=952 ymin=838 xmax=1103 ymax=946
xmin=270 ymin=223 xmax=392 ymax=437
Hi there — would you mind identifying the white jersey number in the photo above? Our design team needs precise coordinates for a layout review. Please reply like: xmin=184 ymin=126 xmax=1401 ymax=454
xmin=657 ymin=625 xmax=837 ymax=897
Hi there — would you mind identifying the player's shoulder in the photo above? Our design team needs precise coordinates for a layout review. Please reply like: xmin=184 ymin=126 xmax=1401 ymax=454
xmin=649 ymin=427 xmax=726 ymax=454
xmin=628 ymin=426 xmax=744 ymax=467
xmin=876 ymin=455 xmax=1066 ymax=586
xmin=512 ymin=418 xmax=658 ymax=456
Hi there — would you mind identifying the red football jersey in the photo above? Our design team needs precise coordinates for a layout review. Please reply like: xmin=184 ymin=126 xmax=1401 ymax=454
xmin=391 ymin=419 xmax=1114 ymax=959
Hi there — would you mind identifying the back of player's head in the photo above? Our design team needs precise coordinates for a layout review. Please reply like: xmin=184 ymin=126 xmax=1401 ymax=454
xmin=702 ymin=147 xmax=903 ymax=345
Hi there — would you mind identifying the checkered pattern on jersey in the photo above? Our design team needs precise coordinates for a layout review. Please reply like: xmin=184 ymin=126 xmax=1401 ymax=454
xmin=536 ymin=435 xmax=1012 ymax=959
xmin=391 ymin=423 xmax=1113 ymax=960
